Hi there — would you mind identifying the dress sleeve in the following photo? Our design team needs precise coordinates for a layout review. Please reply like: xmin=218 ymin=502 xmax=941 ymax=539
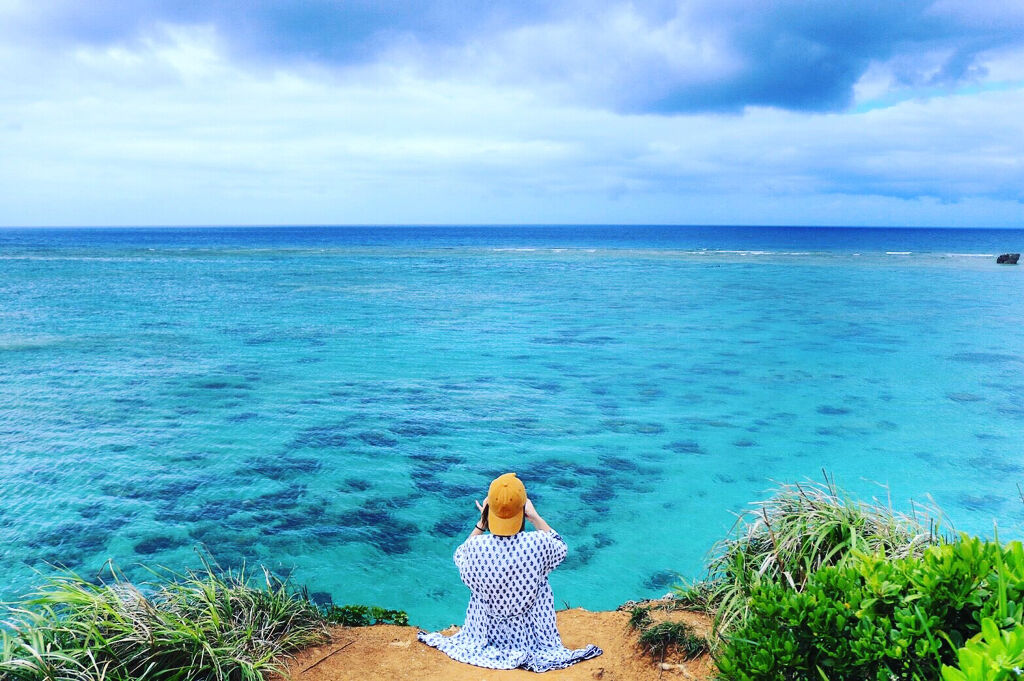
xmin=454 ymin=539 xmax=471 ymax=570
xmin=543 ymin=531 xmax=568 ymax=572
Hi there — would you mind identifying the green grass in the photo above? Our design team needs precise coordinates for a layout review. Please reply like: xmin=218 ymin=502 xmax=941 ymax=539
xmin=637 ymin=621 xmax=708 ymax=659
xmin=627 ymin=606 xmax=653 ymax=631
xmin=669 ymin=579 xmax=719 ymax=615
xmin=0 ymin=556 xmax=405 ymax=681
xmin=627 ymin=604 xmax=708 ymax=661
xmin=700 ymin=473 xmax=945 ymax=634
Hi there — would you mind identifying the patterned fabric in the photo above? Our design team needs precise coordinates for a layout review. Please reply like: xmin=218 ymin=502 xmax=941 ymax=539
xmin=418 ymin=530 xmax=602 ymax=672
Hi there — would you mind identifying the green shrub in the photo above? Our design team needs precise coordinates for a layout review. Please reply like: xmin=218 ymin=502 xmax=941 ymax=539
xmin=0 ymin=560 xmax=328 ymax=681
xmin=671 ymin=579 xmax=720 ymax=615
xmin=942 ymin=619 xmax=1024 ymax=681
xmin=706 ymin=476 xmax=943 ymax=633
xmin=627 ymin=606 xmax=654 ymax=631
xmin=637 ymin=621 xmax=708 ymax=659
xmin=322 ymin=604 xmax=409 ymax=627
xmin=0 ymin=558 xmax=409 ymax=681
xmin=626 ymin=603 xmax=709 ymax=661
xmin=716 ymin=536 xmax=1024 ymax=681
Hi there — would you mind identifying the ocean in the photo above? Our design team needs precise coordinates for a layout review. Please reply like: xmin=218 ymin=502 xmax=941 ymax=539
xmin=2 ymin=225 xmax=1023 ymax=628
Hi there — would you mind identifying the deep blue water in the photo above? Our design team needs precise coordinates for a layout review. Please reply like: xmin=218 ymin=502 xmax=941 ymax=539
xmin=2 ymin=225 xmax=1023 ymax=628
xmin=2 ymin=224 xmax=1022 ymax=253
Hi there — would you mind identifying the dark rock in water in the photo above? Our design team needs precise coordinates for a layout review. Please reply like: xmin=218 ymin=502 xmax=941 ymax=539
xmin=164 ymin=499 xmax=237 ymax=523
xmin=562 ymin=542 xmax=596 ymax=570
xmin=527 ymin=381 xmax=564 ymax=393
xmin=997 ymin=253 xmax=1020 ymax=264
xmin=288 ymin=425 xmax=350 ymax=450
xmin=270 ymin=507 xmax=327 ymax=532
xmin=363 ymin=494 xmax=417 ymax=511
xmin=358 ymin=431 xmax=399 ymax=447
xmin=958 ymin=493 xmax=1005 ymax=512
xmin=375 ymin=524 xmax=416 ymax=554
xmin=247 ymin=484 xmax=308 ymax=510
xmin=967 ymin=455 xmax=1024 ymax=475
xmin=341 ymin=478 xmax=372 ymax=492
xmin=134 ymin=535 xmax=183 ymax=555
xmin=643 ymin=569 xmax=678 ymax=591
xmin=390 ymin=421 xmax=446 ymax=437
xmin=410 ymin=470 xmax=437 ymax=491
xmin=580 ymin=482 xmax=616 ymax=505
xmin=946 ymin=392 xmax=984 ymax=403
xmin=439 ymin=482 xmax=480 ymax=498
xmin=949 ymin=352 xmax=1020 ymax=364
xmin=28 ymin=521 xmax=110 ymax=556
xmin=599 ymin=455 xmax=639 ymax=472
xmin=663 ymin=440 xmax=705 ymax=455
xmin=252 ymin=457 xmax=321 ymax=479
xmin=432 ymin=516 xmax=465 ymax=538
xmin=310 ymin=591 xmax=333 ymax=607
xmin=78 ymin=503 xmax=104 ymax=519
xmin=603 ymin=419 xmax=665 ymax=435
xmin=409 ymin=452 xmax=464 ymax=467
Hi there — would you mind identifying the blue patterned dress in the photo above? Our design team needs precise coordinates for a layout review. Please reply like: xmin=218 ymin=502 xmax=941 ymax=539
xmin=417 ymin=530 xmax=603 ymax=672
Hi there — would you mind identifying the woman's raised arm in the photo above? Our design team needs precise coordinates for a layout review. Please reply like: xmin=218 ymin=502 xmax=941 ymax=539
xmin=524 ymin=498 xmax=554 ymax=533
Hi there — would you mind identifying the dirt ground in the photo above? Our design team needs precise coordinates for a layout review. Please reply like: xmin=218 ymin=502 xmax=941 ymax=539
xmin=280 ymin=606 xmax=716 ymax=681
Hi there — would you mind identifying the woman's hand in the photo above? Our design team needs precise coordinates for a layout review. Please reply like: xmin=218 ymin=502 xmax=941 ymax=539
xmin=470 ymin=499 xmax=488 ymax=537
xmin=523 ymin=498 xmax=553 ymax=532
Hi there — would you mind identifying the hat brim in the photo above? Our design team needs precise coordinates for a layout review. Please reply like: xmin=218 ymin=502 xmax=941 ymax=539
xmin=488 ymin=510 xmax=524 ymax=536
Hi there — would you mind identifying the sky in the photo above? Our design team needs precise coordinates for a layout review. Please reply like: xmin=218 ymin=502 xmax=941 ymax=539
xmin=1 ymin=1 xmax=1023 ymax=227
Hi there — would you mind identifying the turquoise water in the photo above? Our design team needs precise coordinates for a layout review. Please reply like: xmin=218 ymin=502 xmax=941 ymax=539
xmin=2 ymin=226 xmax=1024 ymax=628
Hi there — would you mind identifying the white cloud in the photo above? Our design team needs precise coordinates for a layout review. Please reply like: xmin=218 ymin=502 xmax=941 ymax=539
xmin=432 ymin=4 xmax=742 ymax=111
xmin=0 ymin=22 xmax=1022 ymax=226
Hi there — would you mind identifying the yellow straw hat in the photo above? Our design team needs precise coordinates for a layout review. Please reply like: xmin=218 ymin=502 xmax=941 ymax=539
xmin=487 ymin=473 xmax=526 ymax=536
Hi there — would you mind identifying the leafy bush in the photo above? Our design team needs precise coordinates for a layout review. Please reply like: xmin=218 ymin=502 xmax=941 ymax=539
xmin=706 ymin=476 xmax=943 ymax=633
xmin=0 ymin=560 xmax=328 ymax=681
xmin=716 ymin=536 xmax=1024 ymax=681
xmin=942 ymin=619 xmax=1024 ymax=681
xmin=322 ymin=604 xmax=409 ymax=627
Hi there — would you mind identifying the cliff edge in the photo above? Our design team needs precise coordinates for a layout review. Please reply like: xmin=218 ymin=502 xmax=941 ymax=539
xmin=280 ymin=607 xmax=715 ymax=681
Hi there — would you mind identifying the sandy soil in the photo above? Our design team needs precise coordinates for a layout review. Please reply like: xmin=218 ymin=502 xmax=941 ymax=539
xmin=280 ymin=607 xmax=716 ymax=681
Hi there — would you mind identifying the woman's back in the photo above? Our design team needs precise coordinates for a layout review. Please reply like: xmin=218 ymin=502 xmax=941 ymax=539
xmin=417 ymin=474 xmax=601 ymax=672
xmin=456 ymin=531 xmax=566 ymax=618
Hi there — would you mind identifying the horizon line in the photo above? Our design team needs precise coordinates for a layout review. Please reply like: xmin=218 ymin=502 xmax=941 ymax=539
xmin=3 ymin=223 xmax=1024 ymax=230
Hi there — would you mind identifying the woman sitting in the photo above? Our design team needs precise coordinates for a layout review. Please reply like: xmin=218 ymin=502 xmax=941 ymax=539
xmin=418 ymin=472 xmax=603 ymax=672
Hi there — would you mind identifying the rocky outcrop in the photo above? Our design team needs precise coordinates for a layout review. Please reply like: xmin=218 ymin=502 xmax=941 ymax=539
xmin=996 ymin=253 xmax=1020 ymax=264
